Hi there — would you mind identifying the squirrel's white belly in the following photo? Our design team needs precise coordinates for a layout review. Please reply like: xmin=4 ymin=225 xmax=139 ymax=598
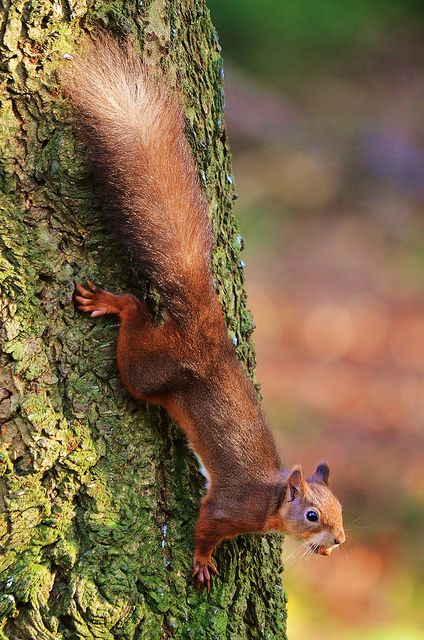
xmin=194 ymin=452 xmax=211 ymax=489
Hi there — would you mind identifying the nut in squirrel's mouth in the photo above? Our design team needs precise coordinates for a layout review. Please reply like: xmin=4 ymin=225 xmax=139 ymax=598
xmin=310 ymin=544 xmax=333 ymax=556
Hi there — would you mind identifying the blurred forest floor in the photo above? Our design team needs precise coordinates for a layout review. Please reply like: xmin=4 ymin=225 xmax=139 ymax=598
xmin=224 ymin=37 xmax=424 ymax=640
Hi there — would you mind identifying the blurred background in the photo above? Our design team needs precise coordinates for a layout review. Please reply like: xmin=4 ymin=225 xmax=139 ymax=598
xmin=208 ymin=2 xmax=424 ymax=638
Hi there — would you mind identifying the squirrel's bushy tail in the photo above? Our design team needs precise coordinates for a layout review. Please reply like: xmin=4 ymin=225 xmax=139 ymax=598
xmin=62 ymin=36 xmax=214 ymax=324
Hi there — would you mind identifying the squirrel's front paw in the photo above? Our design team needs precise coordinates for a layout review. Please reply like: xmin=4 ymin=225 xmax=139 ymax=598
xmin=192 ymin=557 xmax=219 ymax=592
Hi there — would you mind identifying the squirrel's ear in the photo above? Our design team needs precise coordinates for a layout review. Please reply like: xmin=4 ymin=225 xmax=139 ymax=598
xmin=310 ymin=462 xmax=330 ymax=485
xmin=286 ymin=466 xmax=307 ymax=502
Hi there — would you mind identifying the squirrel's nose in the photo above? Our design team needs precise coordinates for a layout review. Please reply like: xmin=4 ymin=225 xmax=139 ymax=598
xmin=334 ymin=531 xmax=346 ymax=546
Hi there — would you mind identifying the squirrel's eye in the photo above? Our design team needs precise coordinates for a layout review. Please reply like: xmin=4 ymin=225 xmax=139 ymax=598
xmin=306 ymin=510 xmax=319 ymax=522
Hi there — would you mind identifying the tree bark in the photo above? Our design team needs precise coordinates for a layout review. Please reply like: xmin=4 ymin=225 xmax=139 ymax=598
xmin=0 ymin=2 xmax=287 ymax=638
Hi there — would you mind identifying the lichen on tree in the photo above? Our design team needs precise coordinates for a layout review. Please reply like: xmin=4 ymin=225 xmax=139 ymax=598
xmin=0 ymin=1 xmax=287 ymax=638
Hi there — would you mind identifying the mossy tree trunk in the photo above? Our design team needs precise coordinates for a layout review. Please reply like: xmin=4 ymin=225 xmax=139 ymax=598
xmin=0 ymin=2 xmax=287 ymax=638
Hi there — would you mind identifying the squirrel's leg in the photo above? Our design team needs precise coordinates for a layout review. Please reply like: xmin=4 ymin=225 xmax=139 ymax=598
xmin=75 ymin=280 xmax=145 ymax=319
xmin=75 ymin=280 xmax=177 ymax=402
xmin=193 ymin=499 xmax=248 ymax=592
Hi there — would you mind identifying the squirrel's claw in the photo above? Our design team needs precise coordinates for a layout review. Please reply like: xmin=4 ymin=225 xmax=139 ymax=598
xmin=86 ymin=279 xmax=99 ymax=292
xmin=74 ymin=279 xmax=99 ymax=299
xmin=192 ymin=559 xmax=219 ymax=593
xmin=75 ymin=282 xmax=94 ymax=299
xmin=74 ymin=280 xmax=114 ymax=317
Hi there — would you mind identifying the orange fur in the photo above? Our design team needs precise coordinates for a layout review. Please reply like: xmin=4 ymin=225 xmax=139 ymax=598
xmin=68 ymin=38 xmax=345 ymax=591
xmin=63 ymin=36 xmax=214 ymax=326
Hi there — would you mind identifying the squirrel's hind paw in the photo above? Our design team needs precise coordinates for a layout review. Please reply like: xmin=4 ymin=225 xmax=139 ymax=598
xmin=74 ymin=280 xmax=118 ymax=318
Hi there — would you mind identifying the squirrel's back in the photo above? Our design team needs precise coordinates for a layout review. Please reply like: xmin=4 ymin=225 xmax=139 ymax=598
xmin=63 ymin=37 xmax=214 ymax=325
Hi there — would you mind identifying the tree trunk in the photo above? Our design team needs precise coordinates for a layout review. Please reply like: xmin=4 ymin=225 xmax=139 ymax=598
xmin=0 ymin=2 xmax=287 ymax=638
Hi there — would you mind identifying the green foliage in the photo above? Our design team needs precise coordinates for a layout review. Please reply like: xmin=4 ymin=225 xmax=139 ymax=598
xmin=209 ymin=0 xmax=424 ymax=82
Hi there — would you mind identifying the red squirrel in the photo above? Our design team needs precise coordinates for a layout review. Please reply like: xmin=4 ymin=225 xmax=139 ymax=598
xmin=64 ymin=36 xmax=345 ymax=591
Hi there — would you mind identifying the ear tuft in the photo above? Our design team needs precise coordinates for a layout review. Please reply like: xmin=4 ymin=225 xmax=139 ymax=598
xmin=286 ymin=465 xmax=307 ymax=502
xmin=311 ymin=461 xmax=330 ymax=485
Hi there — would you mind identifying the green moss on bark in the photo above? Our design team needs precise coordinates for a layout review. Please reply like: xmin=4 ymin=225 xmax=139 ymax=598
xmin=0 ymin=1 xmax=287 ymax=638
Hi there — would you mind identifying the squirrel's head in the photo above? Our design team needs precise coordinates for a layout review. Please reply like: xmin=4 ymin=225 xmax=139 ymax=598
xmin=279 ymin=462 xmax=345 ymax=555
